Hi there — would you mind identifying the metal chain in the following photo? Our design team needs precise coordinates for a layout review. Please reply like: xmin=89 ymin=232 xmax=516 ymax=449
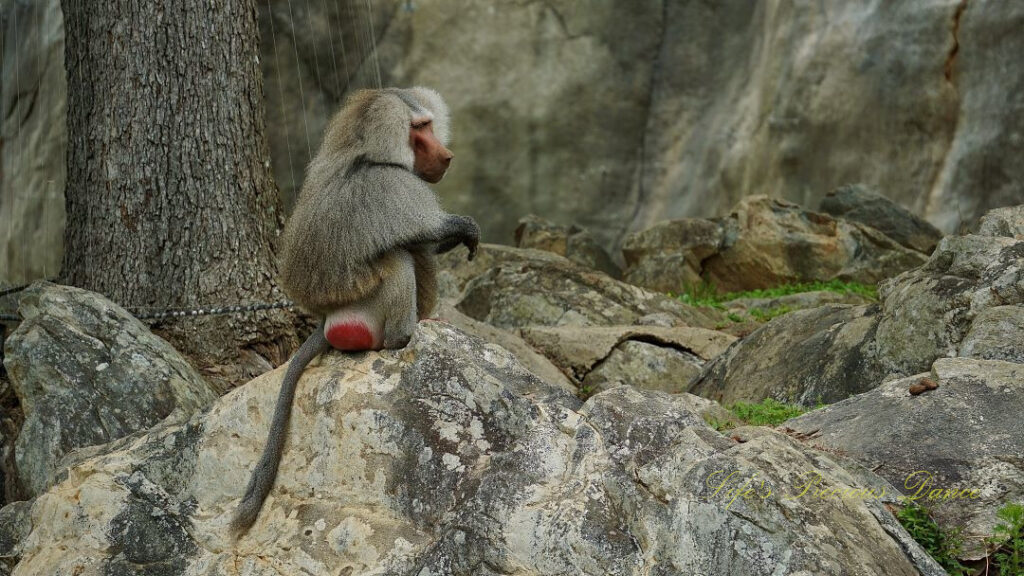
xmin=129 ymin=300 xmax=294 ymax=320
xmin=0 ymin=281 xmax=294 ymax=322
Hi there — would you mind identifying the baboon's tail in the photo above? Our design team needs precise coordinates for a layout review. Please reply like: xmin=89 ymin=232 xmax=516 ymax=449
xmin=230 ymin=325 xmax=330 ymax=536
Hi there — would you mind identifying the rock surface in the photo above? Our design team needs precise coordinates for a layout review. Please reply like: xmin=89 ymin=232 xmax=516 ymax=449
xmin=819 ymin=184 xmax=944 ymax=254
xmin=435 ymin=302 xmax=575 ymax=392
xmin=0 ymin=0 xmax=66 ymax=283
xmin=580 ymin=340 xmax=703 ymax=396
xmin=442 ymin=244 xmax=723 ymax=331
xmin=976 ymin=205 xmax=1024 ymax=238
xmin=7 ymin=2 xmax=1024 ymax=279
xmin=725 ymin=289 xmax=875 ymax=316
xmin=782 ymin=357 xmax=1024 ymax=560
xmin=874 ymin=230 xmax=1023 ymax=376
xmin=690 ymin=304 xmax=884 ymax=406
xmin=621 ymin=217 xmax=723 ymax=293
xmin=521 ymin=324 xmax=734 ymax=385
xmin=703 ymin=197 xmax=928 ymax=292
xmin=2 ymin=283 xmax=217 ymax=496
xmin=514 ymin=215 xmax=620 ymax=278
xmin=0 ymin=499 xmax=31 ymax=571
xmin=691 ymin=205 xmax=1023 ymax=405
xmin=7 ymin=322 xmax=944 ymax=575
xmin=624 ymin=196 xmax=928 ymax=294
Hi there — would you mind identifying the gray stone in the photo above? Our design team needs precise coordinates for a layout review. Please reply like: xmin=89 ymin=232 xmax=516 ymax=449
xmin=621 ymin=218 xmax=723 ymax=293
xmin=782 ymin=358 xmax=1024 ymax=560
xmin=444 ymin=244 xmax=723 ymax=330
xmin=10 ymin=322 xmax=943 ymax=575
xmin=580 ymin=340 xmax=702 ymax=396
xmin=514 ymin=215 xmax=620 ymax=278
xmin=819 ymin=184 xmax=943 ymax=254
xmin=690 ymin=304 xmax=885 ymax=406
xmin=3 ymin=283 xmax=217 ymax=496
xmin=959 ymin=305 xmax=1024 ymax=363
xmin=701 ymin=197 xmax=927 ymax=292
xmin=0 ymin=499 xmax=31 ymax=561
xmin=874 ymin=232 xmax=1023 ymax=376
xmin=977 ymin=205 xmax=1024 ymax=238
xmin=521 ymin=324 xmax=734 ymax=383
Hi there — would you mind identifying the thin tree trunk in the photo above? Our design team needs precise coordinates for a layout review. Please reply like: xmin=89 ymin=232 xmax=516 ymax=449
xmin=61 ymin=0 xmax=298 ymax=390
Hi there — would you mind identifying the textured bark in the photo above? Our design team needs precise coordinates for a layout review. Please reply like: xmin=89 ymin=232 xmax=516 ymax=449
xmin=60 ymin=0 xmax=298 ymax=388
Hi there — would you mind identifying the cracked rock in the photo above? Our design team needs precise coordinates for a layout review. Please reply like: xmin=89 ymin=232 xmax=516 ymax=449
xmin=10 ymin=322 xmax=943 ymax=575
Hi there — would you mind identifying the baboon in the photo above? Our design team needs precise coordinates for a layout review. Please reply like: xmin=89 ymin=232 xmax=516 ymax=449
xmin=231 ymin=87 xmax=479 ymax=534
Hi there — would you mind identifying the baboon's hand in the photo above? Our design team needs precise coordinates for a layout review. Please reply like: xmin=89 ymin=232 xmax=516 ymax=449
xmin=432 ymin=214 xmax=480 ymax=258
xmin=460 ymin=216 xmax=480 ymax=260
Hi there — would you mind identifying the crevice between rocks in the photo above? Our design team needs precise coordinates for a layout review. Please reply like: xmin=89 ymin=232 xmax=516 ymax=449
xmin=944 ymin=0 xmax=968 ymax=85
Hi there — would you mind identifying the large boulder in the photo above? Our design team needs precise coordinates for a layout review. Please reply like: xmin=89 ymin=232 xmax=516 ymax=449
xmin=702 ymin=197 xmax=928 ymax=292
xmin=441 ymin=244 xmax=722 ymax=330
xmin=514 ymin=215 xmax=620 ymax=278
xmin=624 ymin=196 xmax=928 ymax=294
xmin=782 ymin=358 xmax=1024 ymax=560
xmin=976 ymin=205 xmax=1024 ymax=238
xmin=819 ymin=184 xmax=944 ymax=254
xmin=621 ymin=218 xmax=723 ymax=293
xmin=690 ymin=304 xmax=885 ymax=406
xmin=874 ymin=229 xmax=1023 ymax=376
xmin=7 ymin=322 xmax=944 ymax=575
xmin=520 ymin=325 xmax=735 ymax=396
xmin=3 ymin=283 xmax=217 ymax=496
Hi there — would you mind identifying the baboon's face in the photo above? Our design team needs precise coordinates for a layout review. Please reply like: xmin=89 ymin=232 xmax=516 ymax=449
xmin=410 ymin=120 xmax=453 ymax=183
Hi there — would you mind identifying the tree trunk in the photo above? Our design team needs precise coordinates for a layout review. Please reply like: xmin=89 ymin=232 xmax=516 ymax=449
xmin=61 ymin=0 xmax=299 ymax=390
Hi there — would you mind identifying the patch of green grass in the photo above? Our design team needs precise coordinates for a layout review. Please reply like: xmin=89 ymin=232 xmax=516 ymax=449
xmin=672 ymin=281 xmax=727 ymax=309
xmin=726 ymin=312 xmax=745 ymax=323
xmin=988 ymin=502 xmax=1024 ymax=576
xmin=674 ymin=279 xmax=879 ymax=309
xmin=896 ymin=502 xmax=968 ymax=575
xmin=703 ymin=414 xmax=734 ymax=432
xmin=723 ymin=279 xmax=878 ymax=302
xmin=728 ymin=398 xmax=809 ymax=427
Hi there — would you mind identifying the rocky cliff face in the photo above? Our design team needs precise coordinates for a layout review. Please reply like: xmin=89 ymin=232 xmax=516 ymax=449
xmin=260 ymin=0 xmax=1024 ymax=246
xmin=2 ymin=0 xmax=1023 ymax=282
xmin=0 ymin=0 xmax=65 ymax=284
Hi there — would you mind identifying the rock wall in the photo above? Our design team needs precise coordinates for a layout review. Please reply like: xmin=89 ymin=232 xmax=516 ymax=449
xmin=0 ymin=0 xmax=65 ymax=284
xmin=2 ymin=0 xmax=1023 ymax=282
xmin=265 ymin=0 xmax=1024 ymax=247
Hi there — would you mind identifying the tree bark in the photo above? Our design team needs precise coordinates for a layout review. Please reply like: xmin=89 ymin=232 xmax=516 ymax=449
xmin=61 ymin=0 xmax=298 ymax=389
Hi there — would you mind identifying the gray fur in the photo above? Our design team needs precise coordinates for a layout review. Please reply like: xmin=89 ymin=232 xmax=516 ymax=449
xmin=230 ymin=326 xmax=330 ymax=535
xmin=231 ymin=88 xmax=478 ymax=536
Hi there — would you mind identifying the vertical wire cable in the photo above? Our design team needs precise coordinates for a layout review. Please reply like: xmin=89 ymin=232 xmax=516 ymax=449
xmin=267 ymin=0 xmax=300 ymax=192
